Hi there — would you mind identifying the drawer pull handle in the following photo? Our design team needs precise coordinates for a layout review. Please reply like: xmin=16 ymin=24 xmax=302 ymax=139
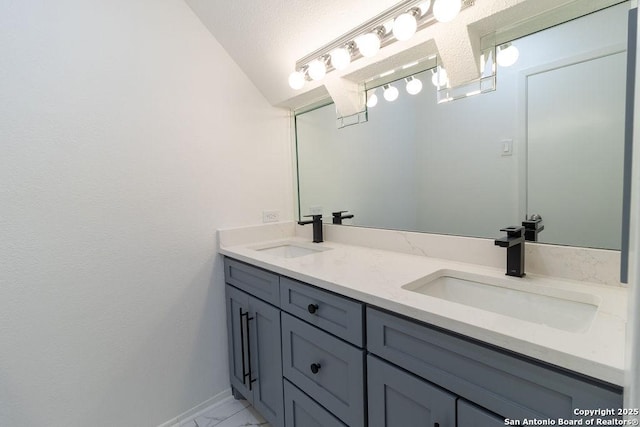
xmin=310 ymin=363 xmax=321 ymax=374
xmin=307 ymin=303 xmax=319 ymax=314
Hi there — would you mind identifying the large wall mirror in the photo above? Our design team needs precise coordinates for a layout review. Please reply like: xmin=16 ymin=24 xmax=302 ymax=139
xmin=295 ymin=2 xmax=629 ymax=250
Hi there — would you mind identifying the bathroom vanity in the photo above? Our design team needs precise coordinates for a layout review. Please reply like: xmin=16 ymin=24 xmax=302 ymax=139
xmin=220 ymin=225 xmax=626 ymax=427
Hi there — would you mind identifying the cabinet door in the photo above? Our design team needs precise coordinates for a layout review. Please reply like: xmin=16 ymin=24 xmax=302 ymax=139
xmin=457 ymin=400 xmax=504 ymax=427
xmin=248 ymin=295 xmax=284 ymax=427
xmin=225 ymin=284 xmax=252 ymax=401
xmin=368 ymin=355 xmax=456 ymax=427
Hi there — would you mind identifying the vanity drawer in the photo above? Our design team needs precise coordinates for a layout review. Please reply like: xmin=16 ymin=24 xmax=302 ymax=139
xmin=224 ymin=257 xmax=280 ymax=306
xmin=367 ymin=307 xmax=622 ymax=421
xmin=284 ymin=379 xmax=347 ymax=427
xmin=280 ymin=277 xmax=364 ymax=346
xmin=282 ymin=313 xmax=365 ymax=427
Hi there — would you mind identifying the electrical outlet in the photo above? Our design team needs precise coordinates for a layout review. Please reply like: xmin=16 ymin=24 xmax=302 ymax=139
xmin=262 ymin=210 xmax=280 ymax=223
xmin=309 ymin=206 xmax=323 ymax=215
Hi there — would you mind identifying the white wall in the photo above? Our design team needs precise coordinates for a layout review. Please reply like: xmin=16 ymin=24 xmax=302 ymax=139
xmin=0 ymin=1 xmax=293 ymax=426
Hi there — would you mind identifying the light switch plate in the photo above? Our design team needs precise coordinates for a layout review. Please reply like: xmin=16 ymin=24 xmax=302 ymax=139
xmin=501 ymin=139 xmax=513 ymax=156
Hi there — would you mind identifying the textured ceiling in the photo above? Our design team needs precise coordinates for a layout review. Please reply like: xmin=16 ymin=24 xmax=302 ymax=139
xmin=184 ymin=0 xmax=404 ymax=107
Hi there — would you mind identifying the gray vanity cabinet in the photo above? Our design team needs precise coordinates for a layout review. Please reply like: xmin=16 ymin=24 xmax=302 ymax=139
xmin=367 ymin=355 xmax=456 ymax=427
xmin=224 ymin=256 xmax=623 ymax=427
xmin=367 ymin=307 xmax=623 ymax=423
xmin=224 ymin=258 xmax=284 ymax=427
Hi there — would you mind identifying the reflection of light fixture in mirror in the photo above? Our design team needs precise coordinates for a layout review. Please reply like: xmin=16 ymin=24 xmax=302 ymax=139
xmin=355 ymin=28 xmax=384 ymax=58
xmin=307 ymin=58 xmax=327 ymax=81
xmin=383 ymin=84 xmax=399 ymax=101
xmin=330 ymin=46 xmax=352 ymax=70
xmin=367 ymin=90 xmax=378 ymax=108
xmin=393 ymin=9 xmax=419 ymax=41
xmin=288 ymin=70 xmax=306 ymax=90
xmin=433 ymin=0 xmax=461 ymax=23
xmin=497 ymin=43 xmax=519 ymax=67
xmin=405 ymin=76 xmax=423 ymax=95
xmin=431 ymin=66 xmax=448 ymax=87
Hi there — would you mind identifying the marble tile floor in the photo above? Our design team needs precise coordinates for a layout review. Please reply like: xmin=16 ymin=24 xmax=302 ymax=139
xmin=177 ymin=396 xmax=270 ymax=427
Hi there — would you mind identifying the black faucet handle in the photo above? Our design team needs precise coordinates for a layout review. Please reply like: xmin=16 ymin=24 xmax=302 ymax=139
xmin=500 ymin=226 xmax=524 ymax=237
xmin=522 ymin=214 xmax=543 ymax=229
xmin=303 ymin=214 xmax=322 ymax=221
xmin=332 ymin=211 xmax=348 ymax=217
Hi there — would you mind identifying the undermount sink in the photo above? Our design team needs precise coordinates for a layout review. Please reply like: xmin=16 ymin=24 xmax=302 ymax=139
xmin=402 ymin=270 xmax=599 ymax=333
xmin=252 ymin=241 xmax=331 ymax=258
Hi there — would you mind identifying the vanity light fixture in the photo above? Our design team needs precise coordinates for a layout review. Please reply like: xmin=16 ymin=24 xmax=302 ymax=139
xmin=288 ymin=0 xmax=473 ymax=90
xmin=383 ymin=84 xmax=399 ymax=101
xmin=497 ymin=43 xmax=519 ymax=67
xmin=405 ymin=76 xmax=423 ymax=94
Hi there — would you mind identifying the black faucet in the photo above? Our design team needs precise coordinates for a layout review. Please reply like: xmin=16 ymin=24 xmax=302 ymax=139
xmin=298 ymin=214 xmax=323 ymax=243
xmin=332 ymin=210 xmax=354 ymax=225
xmin=494 ymin=226 xmax=525 ymax=277
xmin=522 ymin=214 xmax=544 ymax=242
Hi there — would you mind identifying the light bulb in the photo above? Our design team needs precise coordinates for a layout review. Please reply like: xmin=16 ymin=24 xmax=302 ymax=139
xmin=330 ymin=47 xmax=351 ymax=70
xmin=383 ymin=84 xmax=399 ymax=102
xmin=417 ymin=1 xmax=432 ymax=16
xmin=288 ymin=71 xmax=305 ymax=90
xmin=356 ymin=32 xmax=381 ymax=58
xmin=497 ymin=43 xmax=519 ymax=67
xmin=367 ymin=92 xmax=378 ymax=108
xmin=433 ymin=0 xmax=461 ymax=23
xmin=393 ymin=12 xmax=417 ymax=41
xmin=431 ymin=66 xmax=448 ymax=87
xmin=405 ymin=77 xmax=423 ymax=95
xmin=307 ymin=59 xmax=326 ymax=81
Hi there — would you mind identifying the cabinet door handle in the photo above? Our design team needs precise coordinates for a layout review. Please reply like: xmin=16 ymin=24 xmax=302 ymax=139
xmin=307 ymin=303 xmax=319 ymax=314
xmin=310 ymin=363 xmax=321 ymax=374
xmin=245 ymin=312 xmax=257 ymax=391
xmin=239 ymin=308 xmax=248 ymax=385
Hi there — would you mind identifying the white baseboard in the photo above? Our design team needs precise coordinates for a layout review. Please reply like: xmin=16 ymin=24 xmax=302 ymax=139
xmin=157 ymin=388 xmax=232 ymax=427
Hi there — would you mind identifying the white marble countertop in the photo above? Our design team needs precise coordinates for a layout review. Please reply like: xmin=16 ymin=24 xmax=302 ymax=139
xmin=218 ymin=228 xmax=627 ymax=386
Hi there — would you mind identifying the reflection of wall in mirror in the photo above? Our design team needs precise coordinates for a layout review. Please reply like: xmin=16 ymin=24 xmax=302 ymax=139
xmin=296 ymin=101 xmax=419 ymax=231
xmin=527 ymin=52 xmax=625 ymax=250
